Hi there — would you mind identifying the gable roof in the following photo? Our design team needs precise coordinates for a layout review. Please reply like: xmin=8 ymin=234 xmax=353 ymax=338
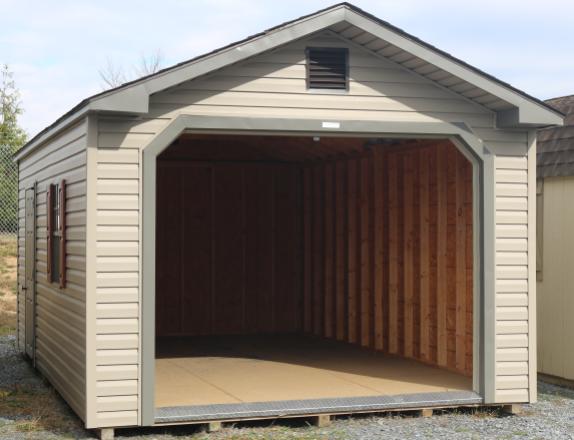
xmin=538 ymin=94 xmax=574 ymax=178
xmin=15 ymin=2 xmax=564 ymax=161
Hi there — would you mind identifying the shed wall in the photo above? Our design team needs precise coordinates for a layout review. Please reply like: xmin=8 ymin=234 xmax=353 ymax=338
xmin=91 ymin=32 xmax=533 ymax=426
xmin=17 ymin=118 xmax=88 ymax=421
xmin=536 ymin=176 xmax=574 ymax=381
xmin=155 ymin=161 xmax=302 ymax=336
xmin=302 ymin=142 xmax=473 ymax=377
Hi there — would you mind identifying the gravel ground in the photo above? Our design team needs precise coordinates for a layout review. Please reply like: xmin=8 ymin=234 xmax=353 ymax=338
xmin=1 ymin=334 xmax=572 ymax=440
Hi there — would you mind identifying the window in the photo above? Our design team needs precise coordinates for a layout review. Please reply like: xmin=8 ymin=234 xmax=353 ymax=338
xmin=306 ymin=47 xmax=348 ymax=90
xmin=47 ymin=180 xmax=66 ymax=288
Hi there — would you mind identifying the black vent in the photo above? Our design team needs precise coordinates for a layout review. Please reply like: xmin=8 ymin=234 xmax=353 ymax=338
xmin=306 ymin=47 xmax=348 ymax=90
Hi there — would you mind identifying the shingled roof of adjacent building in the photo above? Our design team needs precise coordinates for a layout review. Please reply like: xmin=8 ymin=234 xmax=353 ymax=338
xmin=538 ymin=95 xmax=574 ymax=178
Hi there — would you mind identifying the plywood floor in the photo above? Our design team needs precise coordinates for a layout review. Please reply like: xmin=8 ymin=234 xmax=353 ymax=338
xmin=155 ymin=334 xmax=472 ymax=408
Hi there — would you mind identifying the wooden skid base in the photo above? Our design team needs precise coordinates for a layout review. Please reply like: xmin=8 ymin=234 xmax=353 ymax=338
xmin=502 ymin=404 xmax=522 ymax=415
xmin=95 ymin=428 xmax=114 ymax=440
xmin=311 ymin=414 xmax=332 ymax=427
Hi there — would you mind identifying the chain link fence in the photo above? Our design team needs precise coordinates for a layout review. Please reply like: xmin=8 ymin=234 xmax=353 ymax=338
xmin=0 ymin=143 xmax=18 ymax=235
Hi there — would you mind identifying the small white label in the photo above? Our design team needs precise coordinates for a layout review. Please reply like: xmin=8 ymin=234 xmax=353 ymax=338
xmin=322 ymin=121 xmax=340 ymax=129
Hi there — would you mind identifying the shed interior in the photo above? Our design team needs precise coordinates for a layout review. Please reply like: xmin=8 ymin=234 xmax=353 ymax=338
xmin=155 ymin=133 xmax=474 ymax=409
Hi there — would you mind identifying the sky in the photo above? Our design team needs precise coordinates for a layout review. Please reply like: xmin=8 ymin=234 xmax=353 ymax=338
xmin=1 ymin=0 xmax=573 ymax=138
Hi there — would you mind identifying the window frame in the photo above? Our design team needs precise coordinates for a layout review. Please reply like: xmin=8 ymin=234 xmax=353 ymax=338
xmin=46 ymin=180 xmax=67 ymax=288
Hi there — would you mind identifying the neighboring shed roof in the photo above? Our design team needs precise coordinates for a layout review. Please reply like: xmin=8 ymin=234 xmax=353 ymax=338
xmin=538 ymin=95 xmax=574 ymax=178
xmin=15 ymin=2 xmax=564 ymax=161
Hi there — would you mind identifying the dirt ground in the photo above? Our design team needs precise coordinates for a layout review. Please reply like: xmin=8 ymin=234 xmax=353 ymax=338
xmin=0 ymin=235 xmax=17 ymax=337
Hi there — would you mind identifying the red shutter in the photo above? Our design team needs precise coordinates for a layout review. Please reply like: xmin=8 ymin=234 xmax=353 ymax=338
xmin=59 ymin=180 xmax=67 ymax=289
xmin=46 ymin=185 xmax=54 ymax=281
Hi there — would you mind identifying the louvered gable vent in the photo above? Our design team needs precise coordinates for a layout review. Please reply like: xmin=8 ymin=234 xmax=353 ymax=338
xmin=306 ymin=47 xmax=348 ymax=90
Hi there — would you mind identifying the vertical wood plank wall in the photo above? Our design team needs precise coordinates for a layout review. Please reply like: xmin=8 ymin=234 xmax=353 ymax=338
xmin=155 ymin=141 xmax=472 ymax=376
xmin=302 ymin=142 xmax=474 ymax=376
xmin=155 ymin=162 xmax=301 ymax=336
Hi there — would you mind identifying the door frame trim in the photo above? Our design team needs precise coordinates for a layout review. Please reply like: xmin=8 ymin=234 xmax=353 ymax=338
xmin=140 ymin=115 xmax=495 ymax=425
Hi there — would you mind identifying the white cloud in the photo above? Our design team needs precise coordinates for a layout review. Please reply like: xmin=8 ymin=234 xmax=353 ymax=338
xmin=2 ymin=0 xmax=572 ymax=136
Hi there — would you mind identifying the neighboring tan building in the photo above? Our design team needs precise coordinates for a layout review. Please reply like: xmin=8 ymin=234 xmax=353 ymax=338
xmin=537 ymin=94 xmax=574 ymax=386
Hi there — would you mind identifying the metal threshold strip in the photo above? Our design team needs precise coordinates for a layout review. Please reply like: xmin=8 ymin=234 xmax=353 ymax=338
xmin=155 ymin=390 xmax=483 ymax=423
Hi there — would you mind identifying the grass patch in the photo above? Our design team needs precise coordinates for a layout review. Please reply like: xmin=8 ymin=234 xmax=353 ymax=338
xmin=0 ymin=384 xmax=81 ymax=435
xmin=0 ymin=234 xmax=17 ymax=336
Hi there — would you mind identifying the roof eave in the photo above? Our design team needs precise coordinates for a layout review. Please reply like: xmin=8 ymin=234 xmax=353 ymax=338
xmin=340 ymin=7 xmax=564 ymax=128
xmin=15 ymin=3 xmax=564 ymax=162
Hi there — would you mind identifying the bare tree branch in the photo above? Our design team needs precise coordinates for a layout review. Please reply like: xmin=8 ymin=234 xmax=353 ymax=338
xmin=98 ymin=58 xmax=128 ymax=89
xmin=99 ymin=50 xmax=164 ymax=90
xmin=134 ymin=49 xmax=164 ymax=78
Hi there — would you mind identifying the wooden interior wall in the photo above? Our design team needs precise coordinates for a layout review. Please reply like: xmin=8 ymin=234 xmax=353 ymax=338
xmin=156 ymin=161 xmax=301 ymax=337
xmin=302 ymin=142 xmax=473 ymax=376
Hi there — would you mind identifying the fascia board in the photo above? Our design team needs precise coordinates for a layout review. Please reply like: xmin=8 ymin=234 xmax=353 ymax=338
xmin=343 ymin=9 xmax=563 ymax=127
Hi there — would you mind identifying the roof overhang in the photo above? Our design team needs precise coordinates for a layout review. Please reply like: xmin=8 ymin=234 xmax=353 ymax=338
xmin=15 ymin=2 xmax=563 ymax=161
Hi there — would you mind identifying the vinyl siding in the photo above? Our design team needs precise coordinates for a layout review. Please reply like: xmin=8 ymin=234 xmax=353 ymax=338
xmin=495 ymin=153 xmax=532 ymax=402
xmin=17 ymin=118 xmax=87 ymax=421
xmin=90 ymin=140 xmax=140 ymax=428
xmin=92 ymin=31 xmax=534 ymax=425
xmin=537 ymin=176 xmax=574 ymax=381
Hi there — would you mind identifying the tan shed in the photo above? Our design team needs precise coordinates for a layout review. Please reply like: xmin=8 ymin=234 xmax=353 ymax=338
xmin=14 ymin=4 xmax=563 ymax=438
xmin=536 ymin=94 xmax=574 ymax=386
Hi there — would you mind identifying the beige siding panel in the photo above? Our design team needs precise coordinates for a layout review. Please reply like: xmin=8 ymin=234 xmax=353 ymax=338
xmin=496 ymin=321 xmax=528 ymax=335
xmin=96 ymin=163 xmax=139 ymax=179
xmin=537 ymin=176 xmax=574 ymax=381
xmin=496 ymin=280 xmax=528 ymax=293
xmin=97 ymin=149 xmax=139 ymax=164
xmin=497 ymin=362 xmax=528 ymax=375
xmin=497 ymin=294 xmax=528 ymax=306
xmin=496 ymin=307 xmax=528 ymax=321
xmin=96 ymin=334 xmax=138 ymax=350
xmin=97 ymin=179 xmax=139 ymax=195
xmin=496 ymin=183 xmax=528 ymax=198
xmin=96 ymin=349 xmax=139 ymax=366
xmin=96 ymin=256 xmax=139 ymax=272
xmin=96 ymin=303 xmax=139 ymax=319
xmin=96 ymin=318 xmax=139 ymax=334
xmin=96 ymin=380 xmax=138 ymax=397
xmin=495 ymin=389 xmax=529 ymax=403
xmin=96 ymin=273 xmax=138 ymax=288
xmin=497 ymin=348 xmax=529 ymax=362
xmin=96 ymin=396 xmax=139 ymax=412
xmin=97 ymin=195 xmax=139 ymax=210
xmin=496 ymin=224 xmax=528 ymax=239
xmin=496 ymin=375 xmax=529 ymax=389
xmin=496 ymin=238 xmax=527 ymax=252
xmin=96 ymin=365 xmax=139 ymax=381
xmin=96 ymin=242 xmax=139 ymax=257
xmin=148 ymin=104 xmax=495 ymax=128
xmin=18 ymin=116 xmax=87 ymax=419
xmin=98 ymin=132 xmax=153 ymax=149
xmin=96 ymin=287 xmax=139 ymax=303
xmin=97 ymin=211 xmax=139 ymax=226
xmin=95 ymin=411 xmax=138 ymax=428
xmin=497 ymin=334 xmax=528 ymax=349
xmin=96 ymin=226 xmax=139 ymax=242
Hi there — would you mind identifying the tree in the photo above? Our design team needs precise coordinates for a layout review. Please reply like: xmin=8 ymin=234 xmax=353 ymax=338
xmin=99 ymin=50 xmax=164 ymax=89
xmin=0 ymin=64 xmax=26 ymax=233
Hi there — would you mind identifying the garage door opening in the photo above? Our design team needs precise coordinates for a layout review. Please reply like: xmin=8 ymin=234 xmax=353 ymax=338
xmin=154 ymin=133 xmax=475 ymax=418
